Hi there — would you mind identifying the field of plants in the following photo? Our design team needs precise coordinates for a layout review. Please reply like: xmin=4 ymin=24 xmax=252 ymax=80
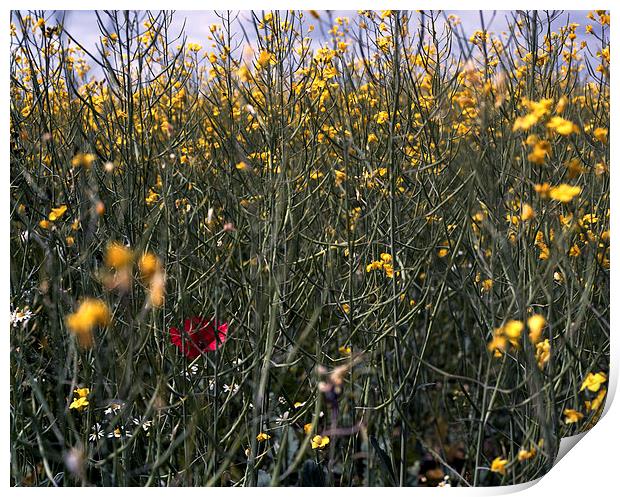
xmin=9 ymin=10 xmax=610 ymax=487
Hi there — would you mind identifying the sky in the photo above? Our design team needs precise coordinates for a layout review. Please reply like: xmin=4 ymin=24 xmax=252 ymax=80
xmin=49 ymin=9 xmax=594 ymax=45
xmin=12 ymin=10 xmax=598 ymax=74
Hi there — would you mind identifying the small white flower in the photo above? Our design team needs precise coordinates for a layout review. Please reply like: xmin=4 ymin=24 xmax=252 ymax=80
xmin=132 ymin=418 xmax=153 ymax=432
xmin=184 ymin=364 xmax=199 ymax=379
xmin=104 ymin=402 xmax=124 ymax=416
xmin=275 ymin=411 xmax=290 ymax=424
xmin=107 ymin=426 xmax=132 ymax=439
xmin=89 ymin=423 xmax=104 ymax=442
xmin=10 ymin=307 xmax=33 ymax=326
xmin=222 ymin=383 xmax=240 ymax=395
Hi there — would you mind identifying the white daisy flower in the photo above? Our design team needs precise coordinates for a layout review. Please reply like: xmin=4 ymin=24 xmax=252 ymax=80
xmin=89 ymin=423 xmax=104 ymax=442
xmin=10 ymin=307 xmax=33 ymax=326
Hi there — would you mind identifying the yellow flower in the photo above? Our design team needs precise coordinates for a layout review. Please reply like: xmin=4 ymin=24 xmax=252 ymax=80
xmin=518 ymin=448 xmax=536 ymax=461
xmin=334 ymin=169 xmax=346 ymax=186
xmin=481 ymin=279 xmax=493 ymax=292
xmin=236 ymin=161 xmax=249 ymax=171
xmin=513 ymin=113 xmax=538 ymax=132
xmin=186 ymin=42 xmax=202 ymax=52
xmin=555 ymin=96 xmax=568 ymax=114
xmin=563 ymin=408 xmax=584 ymax=424
xmin=341 ymin=304 xmax=350 ymax=315
xmin=105 ymin=242 xmax=133 ymax=269
xmin=527 ymin=140 xmax=551 ymax=164
xmin=503 ymin=320 xmax=524 ymax=346
xmin=535 ymin=339 xmax=550 ymax=369
xmin=69 ymin=396 xmax=89 ymax=412
xmin=71 ymin=152 xmax=95 ymax=169
xmin=580 ymin=372 xmax=607 ymax=392
xmin=138 ymin=252 xmax=160 ymax=281
xmin=375 ymin=111 xmax=389 ymax=124
xmin=145 ymin=189 xmax=159 ymax=207
xmin=520 ymin=203 xmax=535 ymax=221
xmin=303 ymin=423 xmax=313 ymax=434
xmin=237 ymin=65 xmax=251 ymax=82
xmin=527 ymin=314 xmax=546 ymax=344
xmin=549 ymin=184 xmax=581 ymax=203
xmin=490 ymin=457 xmax=508 ymax=475
xmin=49 ymin=205 xmax=68 ymax=221
xmin=257 ymin=50 xmax=273 ymax=68
xmin=546 ymin=116 xmax=579 ymax=136
xmin=568 ymin=244 xmax=581 ymax=257
xmin=311 ymin=435 xmax=330 ymax=449
xmin=487 ymin=329 xmax=507 ymax=357
xmin=256 ymin=432 xmax=271 ymax=442
xmin=585 ymin=388 xmax=606 ymax=412
xmin=593 ymin=127 xmax=608 ymax=144
xmin=380 ymin=253 xmax=392 ymax=263
xmin=534 ymin=183 xmax=551 ymax=199
xmin=74 ymin=387 xmax=89 ymax=398
xmin=66 ymin=298 xmax=111 ymax=349
xmin=566 ymin=158 xmax=584 ymax=179
xmin=366 ymin=260 xmax=383 ymax=272
xmin=39 ymin=219 xmax=51 ymax=230
xmin=383 ymin=263 xmax=394 ymax=278
xmin=339 ymin=345 xmax=351 ymax=356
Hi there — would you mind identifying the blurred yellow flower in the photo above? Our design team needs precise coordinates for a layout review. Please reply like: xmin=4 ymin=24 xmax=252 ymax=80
xmin=593 ymin=127 xmax=608 ymax=144
xmin=339 ymin=345 xmax=351 ymax=356
xmin=585 ymin=388 xmax=606 ymax=412
xmin=546 ymin=116 xmax=579 ymax=136
xmin=563 ymin=408 xmax=584 ymax=424
xmin=71 ymin=152 xmax=95 ymax=169
xmin=518 ymin=447 xmax=536 ymax=461
xmin=490 ymin=457 xmax=508 ymax=475
xmin=527 ymin=314 xmax=546 ymax=344
xmin=520 ymin=203 xmax=535 ymax=221
xmin=549 ymin=184 xmax=581 ymax=202
xmin=503 ymin=320 xmax=524 ymax=346
xmin=66 ymin=298 xmax=111 ymax=349
xmin=139 ymin=252 xmax=159 ymax=281
xmin=257 ymin=50 xmax=273 ymax=68
xmin=375 ymin=111 xmax=389 ymax=124
xmin=535 ymin=339 xmax=550 ymax=369
xmin=105 ymin=242 xmax=133 ymax=269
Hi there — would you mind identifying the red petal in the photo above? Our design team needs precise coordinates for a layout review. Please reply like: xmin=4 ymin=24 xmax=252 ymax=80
xmin=169 ymin=327 xmax=181 ymax=347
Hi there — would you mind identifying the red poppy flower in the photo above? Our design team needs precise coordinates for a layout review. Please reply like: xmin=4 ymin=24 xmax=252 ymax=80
xmin=169 ymin=316 xmax=229 ymax=359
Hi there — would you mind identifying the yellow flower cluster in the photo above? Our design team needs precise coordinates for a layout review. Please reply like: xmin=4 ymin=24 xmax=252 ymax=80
xmin=69 ymin=387 xmax=90 ymax=412
xmin=365 ymin=253 xmax=394 ymax=278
